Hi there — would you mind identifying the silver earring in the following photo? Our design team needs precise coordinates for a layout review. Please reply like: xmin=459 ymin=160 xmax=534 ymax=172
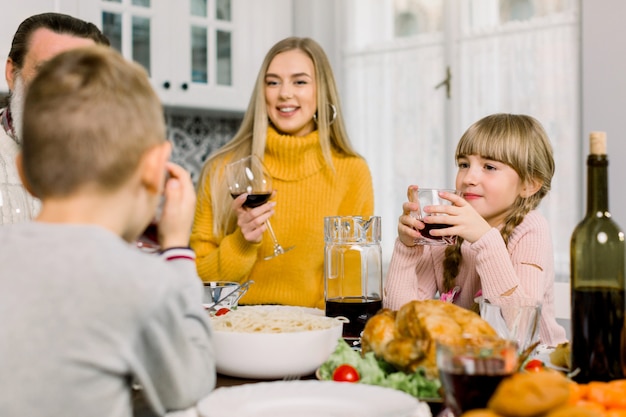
xmin=313 ymin=104 xmax=337 ymax=126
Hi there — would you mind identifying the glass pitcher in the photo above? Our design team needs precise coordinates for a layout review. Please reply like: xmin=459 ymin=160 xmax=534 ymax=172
xmin=324 ymin=216 xmax=382 ymax=341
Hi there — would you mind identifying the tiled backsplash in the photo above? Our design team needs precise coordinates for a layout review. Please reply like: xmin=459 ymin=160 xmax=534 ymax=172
xmin=164 ymin=109 xmax=242 ymax=184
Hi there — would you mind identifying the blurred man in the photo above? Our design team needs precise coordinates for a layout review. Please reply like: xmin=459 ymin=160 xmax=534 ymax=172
xmin=0 ymin=12 xmax=109 ymax=223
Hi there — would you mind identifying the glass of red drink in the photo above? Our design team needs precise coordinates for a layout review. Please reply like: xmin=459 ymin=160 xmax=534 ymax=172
xmin=136 ymin=196 xmax=164 ymax=253
xmin=436 ymin=336 xmax=518 ymax=417
xmin=225 ymin=155 xmax=294 ymax=260
xmin=409 ymin=188 xmax=460 ymax=246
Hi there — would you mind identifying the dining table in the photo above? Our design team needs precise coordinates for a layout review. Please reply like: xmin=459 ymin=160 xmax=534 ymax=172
xmin=132 ymin=372 xmax=317 ymax=417
xmin=174 ymin=374 xmax=440 ymax=417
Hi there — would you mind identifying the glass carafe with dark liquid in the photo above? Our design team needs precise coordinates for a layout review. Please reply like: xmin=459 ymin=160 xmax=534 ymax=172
xmin=324 ymin=216 xmax=383 ymax=341
xmin=570 ymin=131 xmax=625 ymax=382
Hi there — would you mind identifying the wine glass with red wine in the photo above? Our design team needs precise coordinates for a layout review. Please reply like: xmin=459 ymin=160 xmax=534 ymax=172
xmin=136 ymin=197 xmax=164 ymax=253
xmin=225 ymin=155 xmax=294 ymax=260
xmin=409 ymin=187 xmax=460 ymax=246
xmin=436 ymin=336 xmax=518 ymax=417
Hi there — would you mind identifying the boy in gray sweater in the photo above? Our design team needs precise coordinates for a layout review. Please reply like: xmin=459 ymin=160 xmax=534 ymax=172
xmin=0 ymin=45 xmax=215 ymax=416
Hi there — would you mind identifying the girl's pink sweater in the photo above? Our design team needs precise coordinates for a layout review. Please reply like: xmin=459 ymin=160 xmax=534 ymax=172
xmin=384 ymin=210 xmax=568 ymax=346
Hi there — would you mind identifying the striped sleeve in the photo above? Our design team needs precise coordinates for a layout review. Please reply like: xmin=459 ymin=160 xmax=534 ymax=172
xmin=159 ymin=247 xmax=196 ymax=262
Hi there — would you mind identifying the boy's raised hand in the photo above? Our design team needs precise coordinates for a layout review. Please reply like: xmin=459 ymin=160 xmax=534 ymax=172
xmin=158 ymin=162 xmax=196 ymax=249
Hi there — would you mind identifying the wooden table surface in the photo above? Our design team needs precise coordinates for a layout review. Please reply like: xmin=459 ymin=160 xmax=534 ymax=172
xmin=215 ymin=372 xmax=315 ymax=388
xmin=131 ymin=372 xmax=315 ymax=417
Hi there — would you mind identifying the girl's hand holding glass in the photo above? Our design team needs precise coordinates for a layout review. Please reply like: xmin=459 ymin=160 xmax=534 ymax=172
xmin=424 ymin=191 xmax=492 ymax=244
xmin=399 ymin=185 xmax=492 ymax=246
xmin=398 ymin=201 xmax=424 ymax=247
xmin=409 ymin=187 xmax=461 ymax=246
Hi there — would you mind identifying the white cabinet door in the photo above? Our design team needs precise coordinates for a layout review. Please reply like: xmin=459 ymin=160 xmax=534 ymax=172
xmin=160 ymin=0 xmax=243 ymax=111
xmin=79 ymin=0 xmax=292 ymax=112
xmin=78 ymin=0 xmax=164 ymax=99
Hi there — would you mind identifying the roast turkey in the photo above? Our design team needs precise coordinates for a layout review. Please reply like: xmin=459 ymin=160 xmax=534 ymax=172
xmin=361 ymin=299 xmax=497 ymax=376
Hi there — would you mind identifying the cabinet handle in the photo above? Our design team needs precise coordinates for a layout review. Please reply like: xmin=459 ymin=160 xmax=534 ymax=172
xmin=181 ymin=82 xmax=188 ymax=91
xmin=162 ymin=81 xmax=171 ymax=89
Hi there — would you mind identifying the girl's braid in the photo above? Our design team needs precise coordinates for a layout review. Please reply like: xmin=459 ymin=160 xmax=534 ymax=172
xmin=442 ymin=196 xmax=536 ymax=292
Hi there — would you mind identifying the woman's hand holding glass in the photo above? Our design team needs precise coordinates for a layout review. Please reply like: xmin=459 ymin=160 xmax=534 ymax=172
xmin=225 ymin=155 xmax=293 ymax=260
xmin=231 ymin=192 xmax=275 ymax=244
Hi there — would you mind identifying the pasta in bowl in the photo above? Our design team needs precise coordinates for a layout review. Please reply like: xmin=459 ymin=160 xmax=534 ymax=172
xmin=210 ymin=305 xmax=345 ymax=379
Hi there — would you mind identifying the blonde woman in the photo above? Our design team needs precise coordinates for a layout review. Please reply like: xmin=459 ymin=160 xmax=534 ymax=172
xmin=191 ymin=37 xmax=374 ymax=309
xmin=384 ymin=113 xmax=567 ymax=346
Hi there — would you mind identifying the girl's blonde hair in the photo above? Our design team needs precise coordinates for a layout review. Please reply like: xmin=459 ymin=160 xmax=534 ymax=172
xmin=199 ymin=37 xmax=359 ymax=238
xmin=442 ymin=113 xmax=555 ymax=292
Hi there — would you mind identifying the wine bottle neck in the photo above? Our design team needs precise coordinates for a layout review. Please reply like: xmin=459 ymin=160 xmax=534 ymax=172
xmin=586 ymin=154 xmax=609 ymax=214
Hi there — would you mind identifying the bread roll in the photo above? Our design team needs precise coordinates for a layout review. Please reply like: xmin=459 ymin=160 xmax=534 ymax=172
xmin=544 ymin=405 xmax=603 ymax=417
xmin=488 ymin=370 xmax=570 ymax=417
xmin=461 ymin=410 xmax=503 ymax=417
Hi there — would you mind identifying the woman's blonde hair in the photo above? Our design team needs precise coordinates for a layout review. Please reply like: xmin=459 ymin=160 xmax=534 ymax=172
xmin=442 ymin=113 xmax=555 ymax=292
xmin=199 ymin=36 xmax=359 ymax=238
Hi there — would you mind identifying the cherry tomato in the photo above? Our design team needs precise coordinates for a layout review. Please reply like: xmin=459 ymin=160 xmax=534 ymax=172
xmin=332 ymin=364 xmax=360 ymax=382
xmin=215 ymin=308 xmax=230 ymax=316
xmin=524 ymin=359 xmax=544 ymax=372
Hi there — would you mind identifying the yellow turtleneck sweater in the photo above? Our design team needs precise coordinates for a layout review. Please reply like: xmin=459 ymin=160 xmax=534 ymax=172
xmin=190 ymin=127 xmax=374 ymax=308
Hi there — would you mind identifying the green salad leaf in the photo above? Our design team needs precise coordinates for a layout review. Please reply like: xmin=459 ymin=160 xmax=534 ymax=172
xmin=319 ymin=338 xmax=442 ymax=399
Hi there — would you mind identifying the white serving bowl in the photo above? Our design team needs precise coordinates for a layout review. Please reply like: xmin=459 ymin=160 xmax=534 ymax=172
xmin=210 ymin=305 xmax=344 ymax=379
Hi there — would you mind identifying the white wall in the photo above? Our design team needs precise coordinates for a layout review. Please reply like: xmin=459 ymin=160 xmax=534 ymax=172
xmin=581 ymin=0 xmax=626 ymax=226
xmin=4 ymin=1 xmax=623 ymax=227
xmin=291 ymin=0 xmax=343 ymax=90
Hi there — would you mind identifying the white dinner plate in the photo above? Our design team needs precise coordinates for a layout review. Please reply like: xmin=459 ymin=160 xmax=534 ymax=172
xmin=197 ymin=380 xmax=432 ymax=417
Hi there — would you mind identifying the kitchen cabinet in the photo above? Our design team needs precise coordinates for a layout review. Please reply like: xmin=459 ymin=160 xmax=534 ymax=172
xmin=79 ymin=0 xmax=292 ymax=112
xmin=0 ymin=0 xmax=291 ymax=111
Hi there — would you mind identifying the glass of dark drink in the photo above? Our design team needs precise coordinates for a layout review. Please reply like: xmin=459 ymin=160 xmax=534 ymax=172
xmin=136 ymin=196 xmax=165 ymax=253
xmin=436 ymin=336 xmax=518 ymax=417
xmin=409 ymin=188 xmax=460 ymax=246
xmin=225 ymin=155 xmax=294 ymax=260
xmin=136 ymin=221 xmax=160 ymax=252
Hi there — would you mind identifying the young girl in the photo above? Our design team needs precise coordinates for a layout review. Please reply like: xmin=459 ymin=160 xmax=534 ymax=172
xmin=384 ymin=113 xmax=567 ymax=346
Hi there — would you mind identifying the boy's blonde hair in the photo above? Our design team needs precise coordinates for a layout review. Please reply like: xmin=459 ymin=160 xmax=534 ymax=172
xmin=443 ymin=113 xmax=555 ymax=292
xmin=21 ymin=45 xmax=165 ymax=198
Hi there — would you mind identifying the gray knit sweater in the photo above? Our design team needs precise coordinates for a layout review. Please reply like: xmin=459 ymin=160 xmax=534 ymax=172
xmin=0 ymin=223 xmax=215 ymax=417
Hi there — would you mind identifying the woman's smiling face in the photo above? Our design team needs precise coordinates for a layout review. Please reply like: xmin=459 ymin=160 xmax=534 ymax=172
xmin=264 ymin=49 xmax=317 ymax=137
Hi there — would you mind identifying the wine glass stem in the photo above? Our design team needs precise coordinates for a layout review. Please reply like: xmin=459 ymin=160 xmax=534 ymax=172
xmin=265 ymin=219 xmax=283 ymax=251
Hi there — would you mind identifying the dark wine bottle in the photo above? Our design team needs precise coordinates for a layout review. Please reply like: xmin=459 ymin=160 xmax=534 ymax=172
xmin=570 ymin=131 xmax=626 ymax=383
